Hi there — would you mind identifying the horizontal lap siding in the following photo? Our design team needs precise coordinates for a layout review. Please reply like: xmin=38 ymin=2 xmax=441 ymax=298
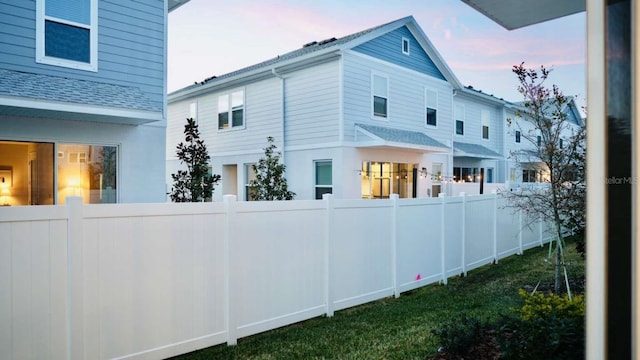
xmin=0 ymin=0 xmax=165 ymax=111
xmin=342 ymin=52 xmax=453 ymax=144
xmin=192 ymin=78 xmax=282 ymax=154
xmin=453 ymin=95 xmax=503 ymax=154
xmin=284 ymin=61 xmax=340 ymax=146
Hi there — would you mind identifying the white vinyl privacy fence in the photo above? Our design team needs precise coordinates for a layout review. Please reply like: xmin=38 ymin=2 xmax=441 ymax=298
xmin=0 ymin=193 xmax=554 ymax=360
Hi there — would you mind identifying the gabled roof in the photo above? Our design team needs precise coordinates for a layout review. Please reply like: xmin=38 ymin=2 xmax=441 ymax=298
xmin=169 ymin=16 xmax=462 ymax=101
xmin=511 ymin=97 xmax=584 ymax=127
xmin=355 ymin=123 xmax=448 ymax=152
xmin=0 ymin=69 xmax=162 ymax=125
xmin=453 ymin=141 xmax=502 ymax=159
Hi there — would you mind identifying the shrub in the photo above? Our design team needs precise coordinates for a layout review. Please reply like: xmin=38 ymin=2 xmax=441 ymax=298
xmin=431 ymin=314 xmax=491 ymax=358
xmin=496 ymin=290 xmax=585 ymax=359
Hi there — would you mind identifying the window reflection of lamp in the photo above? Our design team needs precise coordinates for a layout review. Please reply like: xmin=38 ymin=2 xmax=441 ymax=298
xmin=0 ymin=181 xmax=9 ymax=206
xmin=68 ymin=178 xmax=81 ymax=196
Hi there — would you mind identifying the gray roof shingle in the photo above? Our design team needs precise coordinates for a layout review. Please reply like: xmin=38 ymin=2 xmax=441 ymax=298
xmin=453 ymin=141 xmax=502 ymax=158
xmin=0 ymin=69 xmax=161 ymax=113
xmin=356 ymin=123 xmax=448 ymax=149
xmin=171 ymin=16 xmax=413 ymax=95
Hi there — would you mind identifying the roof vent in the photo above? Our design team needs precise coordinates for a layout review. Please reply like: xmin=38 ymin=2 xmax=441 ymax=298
xmin=318 ymin=37 xmax=337 ymax=45
xmin=303 ymin=41 xmax=318 ymax=48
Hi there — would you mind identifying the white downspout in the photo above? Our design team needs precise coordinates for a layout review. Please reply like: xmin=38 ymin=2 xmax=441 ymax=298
xmin=272 ymin=68 xmax=285 ymax=165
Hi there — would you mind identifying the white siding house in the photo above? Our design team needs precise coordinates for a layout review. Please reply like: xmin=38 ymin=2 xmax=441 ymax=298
xmin=167 ymin=15 xmax=584 ymax=200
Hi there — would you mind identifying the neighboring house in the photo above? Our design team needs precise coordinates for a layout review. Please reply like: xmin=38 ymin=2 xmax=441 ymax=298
xmin=502 ymin=98 xmax=585 ymax=188
xmin=0 ymin=0 xmax=189 ymax=206
xmin=451 ymin=86 xmax=506 ymax=188
xmin=166 ymin=15 xmax=581 ymax=201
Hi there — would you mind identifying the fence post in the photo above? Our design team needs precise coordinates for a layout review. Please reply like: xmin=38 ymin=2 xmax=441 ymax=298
xmin=439 ymin=193 xmax=447 ymax=285
xmin=390 ymin=194 xmax=399 ymax=298
xmin=492 ymin=190 xmax=498 ymax=264
xmin=66 ymin=196 xmax=83 ymax=359
xmin=223 ymin=195 xmax=237 ymax=346
xmin=460 ymin=192 xmax=467 ymax=276
xmin=323 ymin=193 xmax=334 ymax=317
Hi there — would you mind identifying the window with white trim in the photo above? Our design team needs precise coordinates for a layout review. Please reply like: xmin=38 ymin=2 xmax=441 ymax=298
xmin=314 ymin=160 xmax=332 ymax=199
xmin=455 ymin=104 xmax=465 ymax=135
xmin=402 ymin=37 xmax=410 ymax=55
xmin=218 ymin=90 xmax=244 ymax=130
xmin=425 ymin=89 xmax=437 ymax=126
xmin=245 ymin=163 xmax=257 ymax=201
xmin=515 ymin=130 xmax=521 ymax=143
xmin=481 ymin=109 xmax=490 ymax=139
xmin=372 ymin=74 xmax=388 ymax=118
xmin=190 ymin=102 xmax=198 ymax=123
xmin=36 ymin=0 xmax=97 ymax=71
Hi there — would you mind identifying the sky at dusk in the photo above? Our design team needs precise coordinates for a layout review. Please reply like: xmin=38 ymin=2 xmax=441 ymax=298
xmin=167 ymin=0 xmax=586 ymax=111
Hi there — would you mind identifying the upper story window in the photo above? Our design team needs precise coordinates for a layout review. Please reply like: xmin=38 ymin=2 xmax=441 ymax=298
xmin=560 ymin=138 xmax=564 ymax=149
xmin=36 ymin=0 xmax=98 ymax=71
xmin=425 ymin=89 xmax=437 ymax=126
xmin=372 ymin=73 xmax=388 ymax=118
xmin=454 ymin=104 xmax=465 ymax=135
xmin=515 ymin=130 xmax=521 ymax=143
xmin=190 ymin=102 xmax=198 ymax=123
xmin=537 ymin=135 xmax=542 ymax=147
xmin=402 ymin=37 xmax=410 ymax=55
xmin=481 ymin=109 xmax=490 ymax=139
xmin=218 ymin=90 xmax=245 ymax=130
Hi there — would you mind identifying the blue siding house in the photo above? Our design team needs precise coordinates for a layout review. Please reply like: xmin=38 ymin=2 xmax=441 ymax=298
xmin=0 ymin=0 xmax=188 ymax=205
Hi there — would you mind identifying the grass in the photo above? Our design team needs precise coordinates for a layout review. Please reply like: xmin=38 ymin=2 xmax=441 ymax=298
xmin=170 ymin=240 xmax=585 ymax=360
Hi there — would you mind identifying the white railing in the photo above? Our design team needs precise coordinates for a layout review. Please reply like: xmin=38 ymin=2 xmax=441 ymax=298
xmin=0 ymin=193 xmax=554 ymax=360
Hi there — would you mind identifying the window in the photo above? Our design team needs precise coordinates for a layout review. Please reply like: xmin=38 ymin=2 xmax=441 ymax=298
xmin=245 ymin=164 xmax=257 ymax=201
xmin=453 ymin=167 xmax=480 ymax=182
xmin=560 ymin=139 xmax=564 ymax=149
xmin=481 ymin=109 xmax=490 ymax=139
xmin=486 ymin=168 xmax=494 ymax=183
xmin=190 ymin=102 xmax=198 ymax=123
xmin=455 ymin=104 xmax=465 ymax=135
xmin=522 ymin=169 xmax=538 ymax=183
xmin=425 ymin=89 xmax=437 ymax=126
xmin=36 ymin=0 xmax=97 ymax=71
xmin=314 ymin=161 xmax=332 ymax=199
xmin=372 ymin=74 xmax=388 ymax=118
xmin=402 ymin=37 xmax=410 ymax=55
xmin=218 ymin=90 xmax=244 ymax=130
xmin=58 ymin=144 xmax=117 ymax=204
xmin=537 ymin=135 xmax=542 ymax=147
xmin=515 ymin=131 xmax=521 ymax=143
xmin=456 ymin=120 xmax=464 ymax=135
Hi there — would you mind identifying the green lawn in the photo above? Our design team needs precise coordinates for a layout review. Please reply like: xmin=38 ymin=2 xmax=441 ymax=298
xmin=171 ymin=241 xmax=585 ymax=360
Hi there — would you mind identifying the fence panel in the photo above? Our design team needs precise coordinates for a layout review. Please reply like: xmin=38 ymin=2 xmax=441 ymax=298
xmin=0 ymin=206 xmax=69 ymax=360
xmin=396 ymin=198 xmax=443 ymax=292
xmin=81 ymin=203 xmax=227 ymax=360
xmin=495 ymin=196 xmax=521 ymax=258
xmin=231 ymin=200 xmax=326 ymax=339
xmin=464 ymin=196 xmax=496 ymax=272
xmin=442 ymin=197 xmax=464 ymax=277
xmin=332 ymin=199 xmax=394 ymax=311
